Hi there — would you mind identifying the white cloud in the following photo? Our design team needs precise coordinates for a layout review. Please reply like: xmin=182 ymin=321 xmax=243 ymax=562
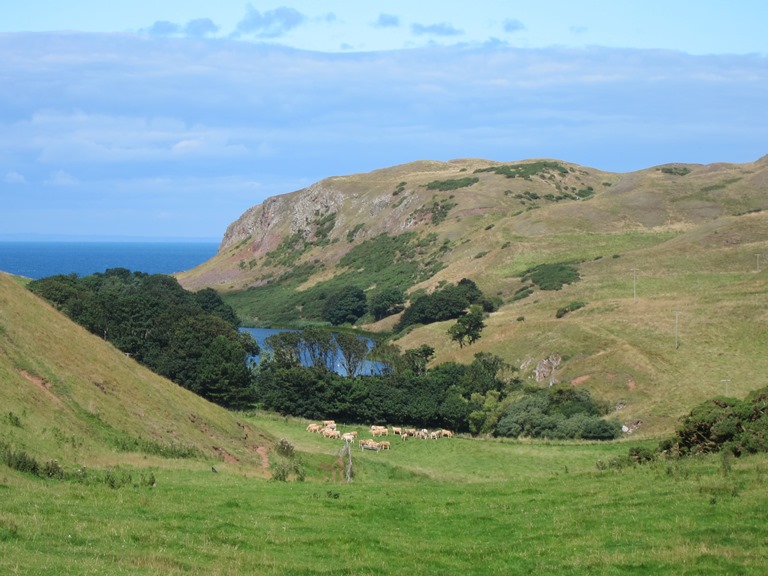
xmin=1 ymin=32 xmax=766 ymax=237
xmin=47 ymin=170 xmax=77 ymax=186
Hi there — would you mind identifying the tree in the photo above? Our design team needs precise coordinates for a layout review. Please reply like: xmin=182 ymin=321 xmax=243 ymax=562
xmin=301 ymin=328 xmax=337 ymax=370
xmin=193 ymin=287 xmax=239 ymax=326
xmin=368 ymin=287 xmax=405 ymax=321
xmin=322 ymin=285 xmax=367 ymax=325
xmin=28 ymin=269 xmax=258 ymax=409
xmin=448 ymin=305 xmax=485 ymax=347
xmin=335 ymin=332 xmax=370 ymax=377
xmin=403 ymin=344 xmax=435 ymax=375
xmin=265 ymin=331 xmax=303 ymax=368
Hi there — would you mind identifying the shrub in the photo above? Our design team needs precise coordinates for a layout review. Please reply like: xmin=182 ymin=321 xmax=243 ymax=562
xmin=425 ymin=177 xmax=479 ymax=191
xmin=660 ymin=166 xmax=691 ymax=176
xmin=475 ymin=161 xmax=568 ymax=180
xmin=669 ymin=387 xmax=768 ymax=456
xmin=275 ymin=438 xmax=296 ymax=458
xmin=6 ymin=412 xmax=22 ymax=428
xmin=0 ymin=443 xmax=40 ymax=475
xmin=556 ymin=301 xmax=586 ymax=318
xmin=521 ymin=263 xmax=580 ymax=291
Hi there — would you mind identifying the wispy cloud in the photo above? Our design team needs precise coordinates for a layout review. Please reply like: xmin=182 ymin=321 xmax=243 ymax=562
xmin=234 ymin=5 xmax=306 ymax=38
xmin=411 ymin=22 xmax=463 ymax=37
xmin=146 ymin=18 xmax=219 ymax=38
xmin=4 ymin=171 xmax=26 ymax=184
xmin=374 ymin=14 xmax=400 ymax=28
xmin=46 ymin=170 xmax=78 ymax=187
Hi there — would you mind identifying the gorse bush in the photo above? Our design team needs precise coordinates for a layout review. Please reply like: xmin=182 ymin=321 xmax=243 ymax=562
xmin=556 ymin=301 xmax=586 ymax=318
xmin=425 ymin=177 xmax=479 ymax=191
xmin=521 ymin=263 xmax=581 ymax=291
xmin=668 ymin=386 xmax=768 ymax=457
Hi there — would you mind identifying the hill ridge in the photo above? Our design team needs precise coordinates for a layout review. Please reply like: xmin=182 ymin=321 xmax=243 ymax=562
xmin=174 ymin=155 xmax=768 ymax=434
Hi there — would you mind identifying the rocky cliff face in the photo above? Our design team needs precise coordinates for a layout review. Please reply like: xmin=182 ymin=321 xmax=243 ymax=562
xmin=220 ymin=182 xmax=346 ymax=254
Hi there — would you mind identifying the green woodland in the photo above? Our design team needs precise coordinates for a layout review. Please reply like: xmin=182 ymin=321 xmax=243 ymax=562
xmin=28 ymin=269 xmax=259 ymax=409
xmin=27 ymin=270 xmax=621 ymax=440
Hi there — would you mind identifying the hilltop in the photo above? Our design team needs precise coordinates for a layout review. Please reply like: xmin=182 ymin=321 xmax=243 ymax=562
xmin=0 ymin=272 xmax=272 ymax=474
xmin=177 ymin=156 xmax=768 ymax=434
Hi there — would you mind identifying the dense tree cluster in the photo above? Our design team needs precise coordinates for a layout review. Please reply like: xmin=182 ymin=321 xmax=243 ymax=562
xmin=254 ymin=340 xmax=619 ymax=439
xmin=28 ymin=269 xmax=259 ymax=408
xmin=496 ymin=388 xmax=620 ymax=440
xmin=254 ymin=349 xmax=508 ymax=430
xmin=395 ymin=278 xmax=494 ymax=332
xmin=321 ymin=286 xmax=367 ymax=326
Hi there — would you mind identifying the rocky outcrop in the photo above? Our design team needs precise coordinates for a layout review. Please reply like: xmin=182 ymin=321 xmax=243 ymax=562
xmin=220 ymin=182 xmax=344 ymax=254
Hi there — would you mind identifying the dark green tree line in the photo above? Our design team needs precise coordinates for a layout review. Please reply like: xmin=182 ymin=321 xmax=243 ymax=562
xmin=28 ymin=269 xmax=258 ymax=408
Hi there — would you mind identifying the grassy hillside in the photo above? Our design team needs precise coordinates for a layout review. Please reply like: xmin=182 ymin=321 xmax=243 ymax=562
xmin=0 ymin=272 xmax=271 ymax=474
xmin=2 ymin=410 xmax=767 ymax=574
xmin=176 ymin=156 xmax=768 ymax=435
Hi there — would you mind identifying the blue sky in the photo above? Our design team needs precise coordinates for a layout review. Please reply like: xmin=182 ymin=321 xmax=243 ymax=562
xmin=1 ymin=2 xmax=767 ymax=240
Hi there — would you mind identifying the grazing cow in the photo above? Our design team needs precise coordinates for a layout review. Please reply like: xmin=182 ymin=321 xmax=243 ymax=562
xmin=306 ymin=423 xmax=323 ymax=433
xmin=379 ymin=441 xmax=391 ymax=450
xmin=341 ymin=432 xmax=356 ymax=442
xmin=371 ymin=425 xmax=388 ymax=437
xmin=440 ymin=429 xmax=454 ymax=438
xmin=392 ymin=427 xmax=402 ymax=436
xmin=361 ymin=441 xmax=382 ymax=452
xmin=401 ymin=432 xmax=408 ymax=440
xmin=323 ymin=428 xmax=341 ymax=439
xmin=322 ymin=420 xmax=336 ymax=429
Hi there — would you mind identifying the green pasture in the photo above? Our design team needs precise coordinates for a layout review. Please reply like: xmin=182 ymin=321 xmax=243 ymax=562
xmin=2 ymin=414 xmax=767 ymax=575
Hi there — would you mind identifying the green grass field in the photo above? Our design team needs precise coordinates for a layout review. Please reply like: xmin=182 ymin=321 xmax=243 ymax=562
xmin=2 ymin=413 xmax=767 ymax=575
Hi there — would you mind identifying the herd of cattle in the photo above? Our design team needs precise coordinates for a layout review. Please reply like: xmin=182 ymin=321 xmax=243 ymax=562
xmin=306 ymin=420 xmax=454 ymax=452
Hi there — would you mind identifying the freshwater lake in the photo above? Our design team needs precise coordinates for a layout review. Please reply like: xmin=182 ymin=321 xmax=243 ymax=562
xmin=240 ymin=327 xmax=383 ymax=376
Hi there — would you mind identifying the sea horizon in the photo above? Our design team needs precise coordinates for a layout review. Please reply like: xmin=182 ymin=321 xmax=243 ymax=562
xmin=0 ymin=234 xmax=220 ymax=243
xmin=0 ymin=240 xmax=220 ymax=280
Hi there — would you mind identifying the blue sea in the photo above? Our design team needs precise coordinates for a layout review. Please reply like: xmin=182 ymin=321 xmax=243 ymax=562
xmin=0 ymin=241 xmax=220 ymax=279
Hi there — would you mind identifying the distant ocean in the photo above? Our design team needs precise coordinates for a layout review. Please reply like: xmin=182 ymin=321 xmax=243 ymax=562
xmin=0 ymin=241 xmax=220 ymax=280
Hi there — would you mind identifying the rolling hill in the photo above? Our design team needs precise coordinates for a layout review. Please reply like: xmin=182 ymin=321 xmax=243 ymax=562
xmin=0 ymin=272 xmax=272 ymax=474
xmin=177 ymin=156 xmax=768 ymax=434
